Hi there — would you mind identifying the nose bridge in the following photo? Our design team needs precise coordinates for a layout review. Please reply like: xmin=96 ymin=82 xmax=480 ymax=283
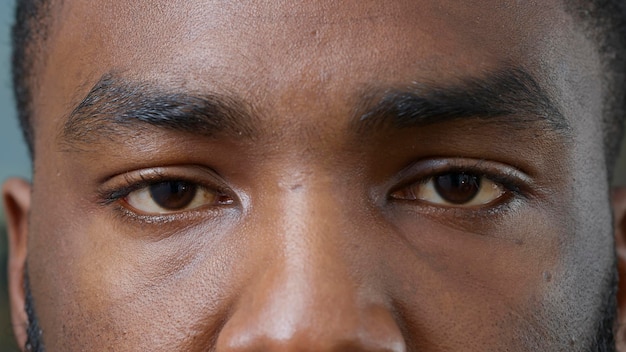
xmin=266 ymin=168 xmax=364 ymax=278
xmin=268 ymin=170 xmax=373 ymax=314
xmin=215 ymin=175 xmax=406 ymax=351
xmin=278 ymin=174 xmax=353 ymax=286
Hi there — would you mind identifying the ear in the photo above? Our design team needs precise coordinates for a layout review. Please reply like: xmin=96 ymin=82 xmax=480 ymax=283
xmin=2 ymin=178 xmax=32 ymax=350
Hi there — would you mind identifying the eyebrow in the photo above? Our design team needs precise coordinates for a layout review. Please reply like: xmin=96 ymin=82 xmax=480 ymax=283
xmin=62 ymin=73 xmax=257 ymax=147
xmin=62 ymin=67 xmax=567 ymax=150
xmin=355 ymin=67 xmax=568 ymax=134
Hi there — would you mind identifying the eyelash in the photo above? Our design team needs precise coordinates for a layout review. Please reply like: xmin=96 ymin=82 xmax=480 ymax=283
xmin=429 ymin=168 xmax=523 ymax=194
xmin=97 ymin=160 xmax=531 ymax=224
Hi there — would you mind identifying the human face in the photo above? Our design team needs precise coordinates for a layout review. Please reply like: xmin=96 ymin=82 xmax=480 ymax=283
xmin=3 ymin=0 xmax=624 ymax=350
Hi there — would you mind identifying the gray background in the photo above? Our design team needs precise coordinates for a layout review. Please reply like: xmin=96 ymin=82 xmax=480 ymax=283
xmin=0 ymin=0 xmax=30 ymax=187
xmin=0 ymin=0 xmax=624 ymax=349
xmin=0 ymin=1 xmax=26 ymax=347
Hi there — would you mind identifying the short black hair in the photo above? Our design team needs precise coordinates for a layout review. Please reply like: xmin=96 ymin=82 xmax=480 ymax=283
xmin=12 ymin=0 xmax=54 ymax=159
xmin=10 ymin=0 xmax=626 ymax=177
xmin=568 ymin=0 xmax=626 ymax=179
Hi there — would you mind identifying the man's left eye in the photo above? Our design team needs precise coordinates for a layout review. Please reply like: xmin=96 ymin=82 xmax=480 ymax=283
xmin=390 ymin=172 xmax=506 ymax=207
xmin=124 ymin=181 xmax=233 ymax=214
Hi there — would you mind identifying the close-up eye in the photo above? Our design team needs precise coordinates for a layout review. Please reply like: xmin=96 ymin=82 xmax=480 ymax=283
xmin=390 ymin=172 xmax=506 ymax=207
xmin=124 ymin=180 xmax=234 ymax=215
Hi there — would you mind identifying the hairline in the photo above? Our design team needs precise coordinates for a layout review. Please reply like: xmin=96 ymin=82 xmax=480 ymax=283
xmin=564 ymin=0 xmax=626 ymax=180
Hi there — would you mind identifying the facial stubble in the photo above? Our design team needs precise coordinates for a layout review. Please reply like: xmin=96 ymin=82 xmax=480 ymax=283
xmin=21 ymin=262 xmax=618 ymax=351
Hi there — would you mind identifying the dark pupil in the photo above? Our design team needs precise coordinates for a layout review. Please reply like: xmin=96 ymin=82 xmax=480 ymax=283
xmin=149 ymin=181 xmax=197 ymax=210
xmin=433 ymin=173 xmax=480 ymax=204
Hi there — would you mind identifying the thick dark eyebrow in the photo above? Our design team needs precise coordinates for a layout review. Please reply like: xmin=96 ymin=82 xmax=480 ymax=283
xmin=61 ymin=73 xmax=256 ymax=148
xmin=63 ymin=67 xmax=566 ymax=151
xmin=355 ymin=67 xmax=569 ymax=134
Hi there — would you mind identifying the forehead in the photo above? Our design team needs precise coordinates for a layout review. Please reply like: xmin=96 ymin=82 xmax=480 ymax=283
xmin=39 ymin=1 xmax=597 ymax=106
xmin=56 ymin=1 xmax=551 ymax=70
xmin=30 ymin=0 xmax=605 ymax=163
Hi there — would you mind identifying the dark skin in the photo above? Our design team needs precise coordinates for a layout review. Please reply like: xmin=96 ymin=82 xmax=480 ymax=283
xmin=3 ymin=0 xmax=626 ymax=350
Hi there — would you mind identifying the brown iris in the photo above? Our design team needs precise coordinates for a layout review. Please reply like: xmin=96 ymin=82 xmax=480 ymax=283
xmin=149 ymin=181 xmax=198 ymax=210
xmin=433 ymin=173 xmax=480 ymax=204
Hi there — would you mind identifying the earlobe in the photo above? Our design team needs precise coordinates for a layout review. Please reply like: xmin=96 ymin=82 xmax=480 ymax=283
xmin=2 ymin=178 xmax=32 ymax=350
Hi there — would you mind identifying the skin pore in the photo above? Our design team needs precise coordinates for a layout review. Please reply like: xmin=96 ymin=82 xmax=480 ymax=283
xmin=4 ymin=0 xmax=626 ymax=351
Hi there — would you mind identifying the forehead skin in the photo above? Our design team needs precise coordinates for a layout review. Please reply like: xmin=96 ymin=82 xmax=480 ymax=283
xmin=26 ymin=0 xmax=613 ymax=350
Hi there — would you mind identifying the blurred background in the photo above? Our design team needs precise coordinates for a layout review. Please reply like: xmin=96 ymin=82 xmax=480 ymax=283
xmin=0 ymin=0 xmax=29 ymax=350
xmin=0 ymin=0 xmax=624 ymax=350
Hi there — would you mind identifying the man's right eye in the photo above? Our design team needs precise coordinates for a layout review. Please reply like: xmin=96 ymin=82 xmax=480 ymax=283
xmin=123 ymin=180 xmax=234 ymax=215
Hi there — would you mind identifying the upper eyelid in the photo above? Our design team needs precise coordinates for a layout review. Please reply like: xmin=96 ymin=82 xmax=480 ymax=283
xmin=396 ymin=158 xmax=531 ymax=186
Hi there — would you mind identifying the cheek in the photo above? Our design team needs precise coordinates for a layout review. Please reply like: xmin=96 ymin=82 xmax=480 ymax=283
xmin=26 ymin=187 xmax=91 ymax=349
xmin=382 ymin=206 xmax=565 ymax=348
xmin=26 ymin=181 xmax=247 ymax=349
xmin=555 ymin=157 xmax=616 ymax=345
